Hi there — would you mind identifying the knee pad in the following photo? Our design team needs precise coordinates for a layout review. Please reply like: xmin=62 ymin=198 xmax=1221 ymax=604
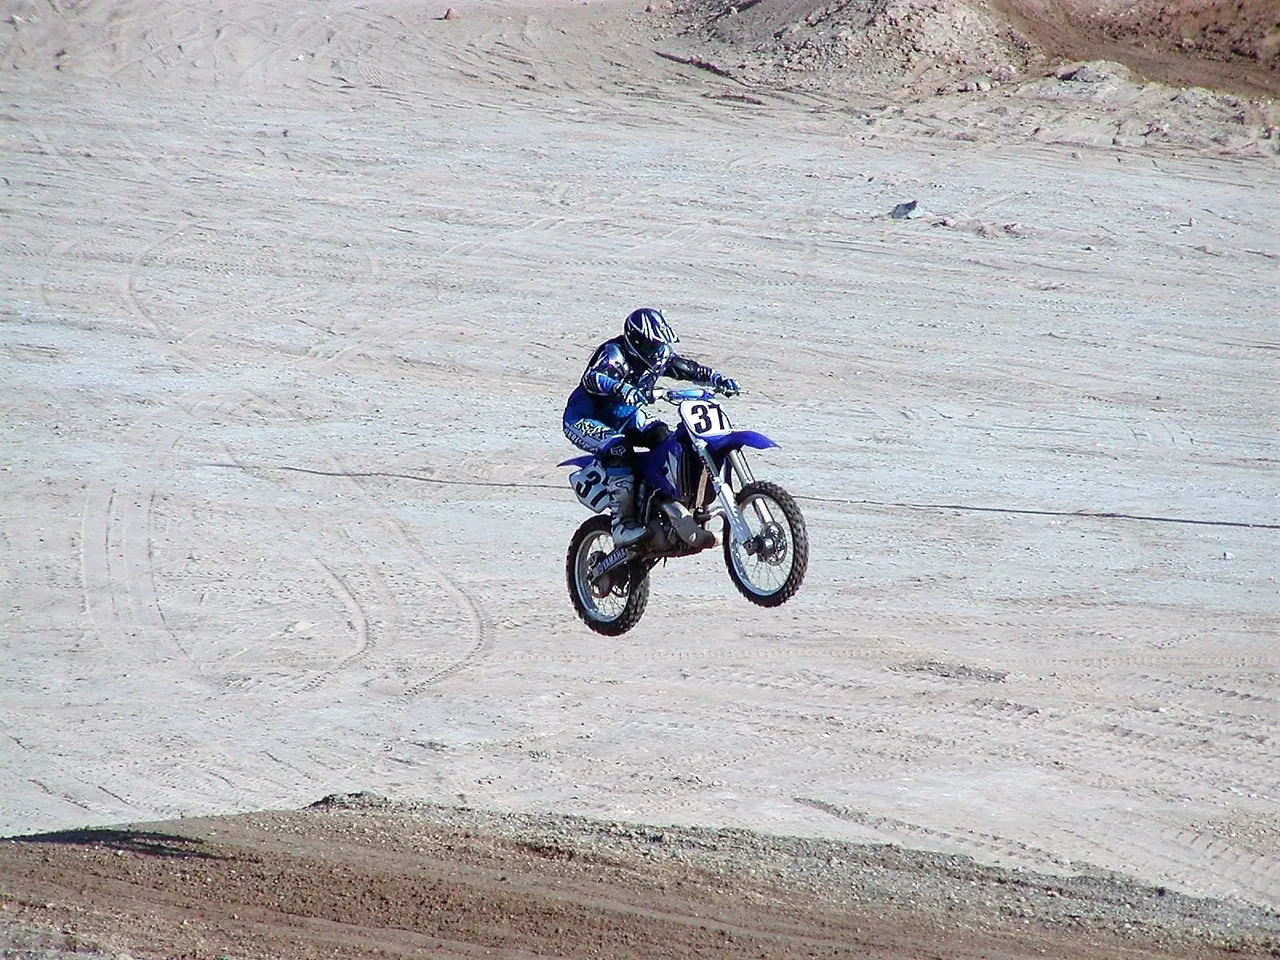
xmin=642 ymin=420 xmax=670 ymax=445
xmin=625 ymin=420 xmax=669 ymax=448
xmin=598 ymin=440 xmax=632 ymax=468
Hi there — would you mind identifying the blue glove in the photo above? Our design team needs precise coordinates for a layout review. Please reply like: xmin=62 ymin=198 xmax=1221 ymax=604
xmin=620 ymin=384 xmax=648 ymax=408
xmin=712 ymin=373 xmax=741 ymax=397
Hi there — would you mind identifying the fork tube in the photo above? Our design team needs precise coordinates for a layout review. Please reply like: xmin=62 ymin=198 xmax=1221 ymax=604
xmin=694 ymin=439 xmax=752 ymax=545
xmin=726 ymin=449 xmax=755 ymax=488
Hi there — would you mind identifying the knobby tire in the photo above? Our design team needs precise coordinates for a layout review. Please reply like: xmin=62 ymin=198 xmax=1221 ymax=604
xmin=723 ymin=480 xmax=808 ymax=607
xmin=566 ymin=514 xmax=650 ymax=636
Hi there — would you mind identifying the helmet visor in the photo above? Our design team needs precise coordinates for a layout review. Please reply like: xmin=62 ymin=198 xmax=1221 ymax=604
xmin=631 ymin=337 xmax=673 ymax=371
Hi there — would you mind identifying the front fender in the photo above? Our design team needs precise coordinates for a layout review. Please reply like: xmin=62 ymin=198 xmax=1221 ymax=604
xmin=558 ymin=454 xmax=596 ymax=468
xmin=704 ymin=430 xmax=778 ymax=456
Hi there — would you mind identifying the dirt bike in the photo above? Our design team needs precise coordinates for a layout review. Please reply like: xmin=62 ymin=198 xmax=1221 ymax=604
xmin=559 ymin=387 xmax=808 ymax=635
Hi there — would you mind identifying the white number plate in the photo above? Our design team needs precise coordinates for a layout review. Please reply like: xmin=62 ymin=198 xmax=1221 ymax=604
xmin=679 ymin=399 xmax=731 ymax=437
xmin=570 ymin=465 xmax=610 ymax=513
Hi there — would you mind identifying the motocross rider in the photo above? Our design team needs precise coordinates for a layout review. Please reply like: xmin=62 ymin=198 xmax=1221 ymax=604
xmin=563 ymin=307 xmax=741 ymax=546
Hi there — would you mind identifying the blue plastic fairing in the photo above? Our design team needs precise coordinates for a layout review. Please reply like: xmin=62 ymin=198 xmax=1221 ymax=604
xmin=705 ymin=430 xmax=778 ymax=455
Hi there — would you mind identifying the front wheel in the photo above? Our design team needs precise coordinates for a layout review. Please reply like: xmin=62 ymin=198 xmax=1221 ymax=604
xmin=723 ymin=481 xmax=808 ymax=607
xmin=566 ymin=515 xmax=650 ymax=636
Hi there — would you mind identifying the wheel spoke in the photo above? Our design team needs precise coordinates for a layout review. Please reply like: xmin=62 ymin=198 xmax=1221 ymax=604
xmin=738 ymin=509 xmax=781 ymax=587
xmin=578 ymin=533 xmax=625 ymax=619
xmin=749 ymin=498 xmax=776 ymax=528
xmin=727 ymin=488 xmax=798 ymax=598
xmin=567 ymin=516 xmax=652 ymax=635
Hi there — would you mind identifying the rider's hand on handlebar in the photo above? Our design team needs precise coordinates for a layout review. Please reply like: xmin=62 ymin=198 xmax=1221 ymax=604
xmin=712 ymin=374 xmax=741 ymax=397
xmin=621 ymin=384 xmax=648 ymax=407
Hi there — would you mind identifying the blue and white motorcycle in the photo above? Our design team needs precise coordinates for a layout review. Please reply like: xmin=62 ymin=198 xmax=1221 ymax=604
xmin=559 ymin=387 xmax=808 ymax=635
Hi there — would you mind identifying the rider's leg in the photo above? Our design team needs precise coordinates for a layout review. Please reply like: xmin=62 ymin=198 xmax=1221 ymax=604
xmin=563 ymin=403 xmax=646 ymax=546
xmin=563 ymin=389 xmax=614 ymax=453
xmin=602 ymin=406 xmax=652 ymax=545
xmin=625 ymin=419 xmax=670 ymax=449
xmin=604 ymin=470 xmax=645 ymax=546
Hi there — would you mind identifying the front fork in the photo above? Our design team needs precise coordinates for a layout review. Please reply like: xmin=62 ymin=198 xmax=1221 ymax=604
xmin=695 ymin=440 xmax=754 ymax=548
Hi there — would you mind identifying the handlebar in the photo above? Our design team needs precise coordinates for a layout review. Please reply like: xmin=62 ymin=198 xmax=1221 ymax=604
xmin=652 ymin=387 xmax=710 ymax=404
xmin=651 ymin=386 xmax=738 ymax=404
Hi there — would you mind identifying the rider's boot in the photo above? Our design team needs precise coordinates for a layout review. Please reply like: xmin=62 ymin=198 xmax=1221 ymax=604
xmin=608 ymin=472 xmax=647 ymax=547
xmin=662 ymin=501 xmax=717 ymax=550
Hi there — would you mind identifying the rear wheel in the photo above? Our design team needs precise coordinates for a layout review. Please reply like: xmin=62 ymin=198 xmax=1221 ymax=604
xmin=723 ymin=481 xmax=808 ymax=607
xmin=566 ymin=515 xmax=650 ymax=635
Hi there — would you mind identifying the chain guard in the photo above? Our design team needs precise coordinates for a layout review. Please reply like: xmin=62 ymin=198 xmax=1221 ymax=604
xmin=588 ymin=548 xmax=632 ymax=596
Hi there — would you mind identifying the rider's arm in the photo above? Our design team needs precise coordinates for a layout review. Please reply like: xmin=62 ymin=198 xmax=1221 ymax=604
xmin=667 ymin=353 xmax=740 ymax=395
xmin=666 ymin=354 xmax=716 ymax=383
xmin=581 ymin=342 xmax=634 ymax=398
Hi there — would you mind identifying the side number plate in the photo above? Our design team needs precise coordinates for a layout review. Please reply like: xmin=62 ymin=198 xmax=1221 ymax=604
xmin=570 ymin=465 xmax=610 ymax=513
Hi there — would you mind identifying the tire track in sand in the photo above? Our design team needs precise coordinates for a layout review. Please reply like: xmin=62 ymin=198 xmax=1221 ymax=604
xmin=183 ymin=391 xmax=384 ymax=699
xmin=793 ymin=796 xmax=1075 ymax=872
xmin=293 ymin=558 xmax=373 ymax=695
xmin=192 ymin=389 xmax=484 ymax=699
xmin=318 ymin=448 xmax=494 ymax=695
xmin=79 ymin=458 xmax=196 ymax=669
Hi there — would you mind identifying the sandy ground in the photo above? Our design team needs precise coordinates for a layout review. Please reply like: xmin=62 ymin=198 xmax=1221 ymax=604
xmin=2 ymin=0 xmax=1279 ymax=953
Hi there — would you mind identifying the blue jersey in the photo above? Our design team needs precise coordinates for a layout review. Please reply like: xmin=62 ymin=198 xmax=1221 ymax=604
xmin=562 ymin=336 xmax=715 ymax=458
xmin=578 ymin=336 xmax=713 ymax=407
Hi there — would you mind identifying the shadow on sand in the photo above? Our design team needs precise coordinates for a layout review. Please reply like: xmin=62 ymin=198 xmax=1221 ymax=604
xmin=13 ymin=827 xmax=227 ymax=860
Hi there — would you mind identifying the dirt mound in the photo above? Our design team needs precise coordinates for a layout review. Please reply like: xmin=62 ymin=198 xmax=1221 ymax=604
xmin=985 ymin=0 xmax=1280 ymax=96
xmin=660 ymin=0 xmax=1280 ymax=96
xmin=1115 ymin=0 xmax=1280 ymax=65
xmin=3 ymin=803 xmax=1278 ymax=959
xmin=651 ymin=0 xmax=1277 ymax=153
xmin=661 ymin=0 xmax=1032 ymax=94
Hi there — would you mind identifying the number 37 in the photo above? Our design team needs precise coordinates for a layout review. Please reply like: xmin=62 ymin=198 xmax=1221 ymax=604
xmin=687 ymin=402 xmax=728 ymax=434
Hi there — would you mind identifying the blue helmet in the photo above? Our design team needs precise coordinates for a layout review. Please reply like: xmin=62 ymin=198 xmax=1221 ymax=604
xmin=623 ymin=307 xmax=677 ymax=370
